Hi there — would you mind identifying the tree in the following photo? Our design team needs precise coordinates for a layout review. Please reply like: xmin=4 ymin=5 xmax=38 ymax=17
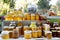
xmin=37 ymin=0 xmax=51 ymax=14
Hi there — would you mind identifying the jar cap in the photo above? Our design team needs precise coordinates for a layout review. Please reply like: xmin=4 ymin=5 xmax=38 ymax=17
xmin=1 ymin=31 xmax=9 ymax=35
xmin=24 ymin=30 xmax=32 ymax=34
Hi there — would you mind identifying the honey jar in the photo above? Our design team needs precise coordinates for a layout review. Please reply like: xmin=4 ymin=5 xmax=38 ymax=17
xmin=37 ymin=27 xmax=42 ymax=30
xmin=31 ymin=27 xmax=37 ymax=31
xmin=36 ymin=14 xmax=39 ymax=20
xmin=37 ymin=30 xmax=42 ymax=38
xmin=31 ymin=14 xmax=35 ymax=20
xmin=32 ymin=31 xmax=38 ymax=38
xmin=9 ymin=31 xmax=13 ymax=38
xmin=18 ymin=15 xmax=23 ymax=21
xmin=24 ymin=26 xmax=29 ymax=31
xmin=26 ymin=14 xmax=31 ymax=20
xmin=13 ymin=15 xmax=18 ymax=21
xmin=1 ymin=31 xmax=9 ymax=39
xmin=9 ymin=27 xmax=14 ymax=31
xmin=46 ymin=31 xmax=52 ymax=39
xmin=24 ymin=31 xmax=32 ymax=39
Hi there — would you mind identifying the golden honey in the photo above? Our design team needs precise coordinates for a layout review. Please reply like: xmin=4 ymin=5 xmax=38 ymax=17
xmin=26 ymin=14 xmax=31 ymax=20
xmin=36 ymin=14 xmax=39 ymax=20
xmin=24 ymin=31 xmax=31 ymax=39
xmin=37 ymin=30 xmax=42 ymax=38
xmin=31 ymin=14 xmax=35 ymax=20
xmin=32 ymin=31 xmax=38 ymax=38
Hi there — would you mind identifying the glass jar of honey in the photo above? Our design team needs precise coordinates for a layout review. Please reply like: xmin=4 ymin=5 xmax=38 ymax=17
xmin=9 ymin=27 xmax=14 ymax=31
xmin=13 ymin=15 xmax=18 ymax=21
xmin=32 ymin=31 xmax=38 ymax=38
xmin=36 ymin=14 xmax=39 ymax=20
xmin=24 ymin=26 xmax=29 ymax=31
xmin=24 ymin=31 xmax=32 ymax=39
xmin=37 ymin=27 xmax=42 ymax=30
xmin=37 ymin=30 xmax=42 ymax=38
xmin=32 ymin=27 xmax=37 ymax=31
xmin=1 ymin=31 xmax=9 ymax=39
xmin=18 ymin=15 xmax=23 ymax=21
xmin=31 ymin=14 xmax=35 ymax=20
xmin=26 ymin=14 xmax=31 ymax=20
xmin=46 ymin=31 xmax=52 ymax=39
xmin=13 ymin=29 xmax=19 ymax=38
xmin=9 ymin=31 xmax=13 ymax=38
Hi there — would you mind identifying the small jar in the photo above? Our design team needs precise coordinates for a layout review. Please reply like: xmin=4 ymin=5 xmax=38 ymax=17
xmin=36 ymin=14 xmax=39 ymax=20
xmin=23 ymin=26 xmax=29 ymax=31
xmin=31 ymin=14 xmax=35 ymax=20
xmin=26 ymin=14 xmax=31 ymax=20
xmin=32 ymin=27 xmax=37 ymax=31
xmin=37 ymin=30 xmax=42 ymax=38
xmin=9 ymin=31 xmax=13 ymax=38
xmin=46 ymin=31 xmax=52 ymax=39
xmin=51 ymin=29 xmax=57 ymax=37
xmin=32 ymin=31 xmax=38 ymax=38
xmin=1 ymin=31 xmax=9 ymax=39
xmin=24 ymin=31 xmax=32 ymax=39
xmin=13 ymin=29 xmax=19 ymax=38
xmin=57 ymin=30 xmax=60 ymax=37
xmin=16 ymin=27 xmax=22 ymax=36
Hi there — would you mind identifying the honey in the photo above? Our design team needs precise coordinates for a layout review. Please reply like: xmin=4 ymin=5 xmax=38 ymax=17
xmin=46 ymin=31 xmax=52 ymax=39
xmin=36 ymin=14 xmax=39 ymax=20
xmin=24 ymin=31 xmax=32 ymax=39
xmin=9 ymin=31 xmax=13 ymax=38
xmin=31 ymin=14 xmax=35 ymax=20
xmin=1 ymin=31 xmax=9 ymax=39
xmin=26 ymin=14 xmax=31 ymax=20
xmin=32 ymin=31 xmax=38 ymax=38
xmin=37 ymin=30 xmax=42 ymax=38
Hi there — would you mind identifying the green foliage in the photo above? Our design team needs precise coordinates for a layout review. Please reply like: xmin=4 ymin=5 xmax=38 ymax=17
xmin=9 ymin=0 xmax=15 ymax=8
xmin=37 ymin=0 xmax=51 ymax=10
xmin=3 ymin=0 xmax=10 ymax=3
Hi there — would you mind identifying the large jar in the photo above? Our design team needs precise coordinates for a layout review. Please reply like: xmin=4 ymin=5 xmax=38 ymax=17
xmin=24 ymin=31 xmax=32 ymax=39
xmin=37 ymin=30 xmax=42 ymax=38
xmin=13 ymin=29 xmax=19 ymax=38
xmin=31 ymin=14 xmax=35 ymax=20
xmin=1 ymin=31 xmax=9 ymax=39
xmin=32 ymin=31 xmax=38 ymax=38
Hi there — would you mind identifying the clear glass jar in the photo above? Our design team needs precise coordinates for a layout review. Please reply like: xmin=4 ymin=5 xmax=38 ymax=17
xmin=13 ymin=29 xmax=19 ymax=38
xmin=9 ymin=31 xmax=13 ymax=38
xmin=37 ymin=30 xmax=42 ymax=38
xmin=1 ymin=31 xmax=9 ymax=39
xmin=31 ymin=14 xmax=35 ymax=20
xmin=46 ymin=31 xmax=52 ymax=39
xmin=24 ymin=31 xmax=32 ymax=39
xmin=32 ymin=31 xmax=38 ymax=38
